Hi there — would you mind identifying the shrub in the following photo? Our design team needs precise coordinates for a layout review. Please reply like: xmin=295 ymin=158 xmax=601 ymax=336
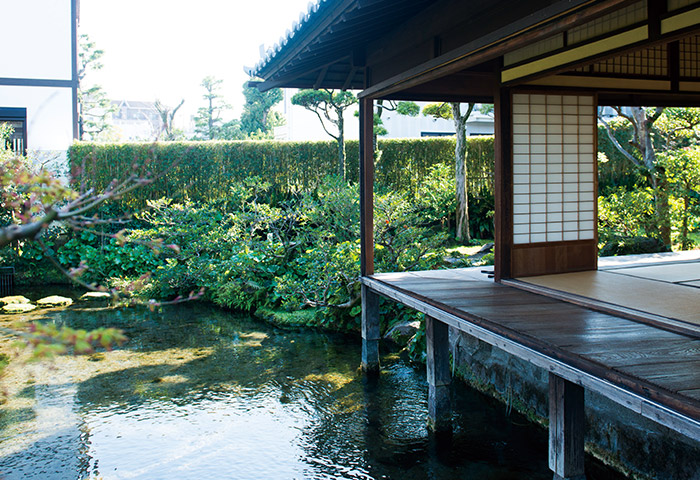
xmin=598 ymin=187 xmax=656 ymax=242
xmin=68 ymin=137 xmax=495 ymax=208
xmin=599 ymin=236 xmax=670 ymax=256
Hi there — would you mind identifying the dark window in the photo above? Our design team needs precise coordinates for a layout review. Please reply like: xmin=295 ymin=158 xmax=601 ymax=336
xmin=421 ymin=131 xmax=454 ymax=137
xmin=0 ymin=107 xmax=27 ymax=155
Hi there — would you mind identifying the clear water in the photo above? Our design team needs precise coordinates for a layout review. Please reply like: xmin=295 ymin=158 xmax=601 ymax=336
xmin=0 ymin=297 xmax=624 ymax=480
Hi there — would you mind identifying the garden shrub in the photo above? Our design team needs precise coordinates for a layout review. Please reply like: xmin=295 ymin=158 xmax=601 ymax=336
xmin=23 ymin=175 xmax=469 ymax=334
xmin=68 ymin=137 xmax=494 ymax=208
xmin=598 ymin=187 xmax=657 ymax=242
xmin=599 ymin=236 xmax=669 ymax=257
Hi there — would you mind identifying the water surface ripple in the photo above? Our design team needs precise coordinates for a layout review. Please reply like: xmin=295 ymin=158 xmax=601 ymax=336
xmin=0 ymin=299 xmax=624 ymax=479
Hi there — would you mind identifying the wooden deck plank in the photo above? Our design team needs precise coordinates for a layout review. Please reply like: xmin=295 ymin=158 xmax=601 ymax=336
xmin=616 ymin=361 xmax=700 ymax=393
xmin=580 ymin=341 xmax=700 ymax=368
xmin=679 ymin=389 xmax=700 ymax=401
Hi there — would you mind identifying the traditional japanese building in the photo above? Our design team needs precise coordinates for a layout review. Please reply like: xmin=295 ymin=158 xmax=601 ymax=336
xmin=250 ymin=1 xmax=700 ymax=478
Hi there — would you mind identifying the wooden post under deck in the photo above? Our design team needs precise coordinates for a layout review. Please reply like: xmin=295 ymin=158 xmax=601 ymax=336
xmin=549 ymin=373 xmax=586 ymax=480
xmin=361 ymin=284 xmax=380 ymax=373
xmin=426 ymin=315 xmax=451 ymax=431
xmin=359 ymin=97 xmax=379 ymax=373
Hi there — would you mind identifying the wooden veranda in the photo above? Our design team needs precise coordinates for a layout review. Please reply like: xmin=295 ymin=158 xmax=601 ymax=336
xmin=363 ymin=260 xmax=700 ymax=478
xmin=249 ymin=1 xmax=700 ymax=477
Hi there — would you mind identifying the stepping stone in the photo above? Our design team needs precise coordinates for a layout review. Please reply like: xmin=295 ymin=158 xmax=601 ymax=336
xmin=36 ymin=295 xmax=73 ymax=307
xmin=0 ymin=295 xmax=31 ymax=306
xmin=79 ymin=292 xmax=112 ymax=301
xmin=2 ymin=303 xmax=36 ymax=314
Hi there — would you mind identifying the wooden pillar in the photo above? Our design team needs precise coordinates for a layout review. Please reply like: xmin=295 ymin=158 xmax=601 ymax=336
xmin=359 ymin=96 xmax=374 ymax=277
xmin=426 ymin=315 xmax=451 ymax=432
xmin=549 ymin=373 xmax=586 ymax=480
xmin=494 ymin=86 xmax=513 ymax=282
xmin=360 ymin=97 xmax=379 ymax=375
xmin=361 ymin=284 xmax=380 ymax=373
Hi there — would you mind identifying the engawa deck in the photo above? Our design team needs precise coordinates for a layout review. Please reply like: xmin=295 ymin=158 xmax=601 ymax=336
xmin=361 ymin=267 xmax=700 ymax=443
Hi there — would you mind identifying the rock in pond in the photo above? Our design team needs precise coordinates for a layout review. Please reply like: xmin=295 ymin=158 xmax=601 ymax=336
xmin=79 ymin=292 xmax=112 ymax=301
xmin=384 ymin=320 xmax=421 ymax=346
xmin=36 ymin=295 xmax=73 ymax=307
xmin=2 ymin=303 xmax=36 ymax=314
xmin=0 ymin=295 xmax=31 ymax=306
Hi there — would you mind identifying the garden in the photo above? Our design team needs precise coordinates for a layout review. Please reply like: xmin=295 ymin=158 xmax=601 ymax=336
xmin=4 ymin=110 xmax=700 ymax=349
xmin=1 ymin=108 xmax=699 ymax=478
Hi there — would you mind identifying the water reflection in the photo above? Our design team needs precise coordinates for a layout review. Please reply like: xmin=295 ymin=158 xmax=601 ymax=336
xmin=0 ymin=301 xmax=620 ymax=479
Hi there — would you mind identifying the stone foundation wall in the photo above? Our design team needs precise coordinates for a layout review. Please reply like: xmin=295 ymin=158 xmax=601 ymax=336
xmin=450 ymin=329 xmax=700 ymax=480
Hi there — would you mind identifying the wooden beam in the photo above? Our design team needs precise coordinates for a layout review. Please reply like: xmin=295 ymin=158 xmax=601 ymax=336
xmin=360 ymin=0 xmax=629 ymax=99
xmin=314 ymin=65 xmax=330 ymax=89
xmin=493 ymin=86 xmax=513 ymax=282
xmin=379 ymin=71 xmax=496 ymax=102
xmin=342 ymin=66 xmax=358 ymax=90
xmin=501 ymin=26 xmax=649 ymax=84
xmin=549 ymin=373 xmax=586 ymax=480
xmin=426 ymin=315 xmax=452 ymax=432
xmin=359 ymin=97 xmax=375 ymax=276
xmin=361 ymin=284 xmax=380 ymax=373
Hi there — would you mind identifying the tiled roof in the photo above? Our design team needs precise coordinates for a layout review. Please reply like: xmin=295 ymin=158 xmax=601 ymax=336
xmin=246 ymin=0 xmax=436 ymax=90
xmin=246 ymin=0 xmax=328 ymax=78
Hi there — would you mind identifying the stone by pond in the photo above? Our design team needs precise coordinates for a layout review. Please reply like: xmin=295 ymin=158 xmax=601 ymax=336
xmin=0 ymin=292 xmax=626 ymax=480
xmin=1 ymin=303 xmax=36 ymax=314
xmin=35 ymin=296 xmax=73 ymax=307
xmin=0 ymin=296 xmax=31 ymax=306
xmin=79 ymin=292 xmax=112 ymax=301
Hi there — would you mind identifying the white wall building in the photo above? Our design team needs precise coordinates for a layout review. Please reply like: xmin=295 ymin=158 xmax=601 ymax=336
xmin=0 ymin=0 xmax=78 ymax=171
xmin=110 ymin=100 xmax=163 ymax=141
xmin=274 ymin=89 xmax=494 ymax=141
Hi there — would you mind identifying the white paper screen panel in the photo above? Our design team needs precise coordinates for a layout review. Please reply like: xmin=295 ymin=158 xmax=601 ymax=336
xmin=512 ymin=93 xmax=596 ymax=245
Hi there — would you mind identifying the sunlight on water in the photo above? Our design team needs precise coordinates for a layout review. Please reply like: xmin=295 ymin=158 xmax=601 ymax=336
xmin=0 ymin=299 xmax=622 ymax=479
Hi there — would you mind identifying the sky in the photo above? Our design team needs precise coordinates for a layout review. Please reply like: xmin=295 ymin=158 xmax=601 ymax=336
xmin=79 ymin=0 xmax=313 ymax=124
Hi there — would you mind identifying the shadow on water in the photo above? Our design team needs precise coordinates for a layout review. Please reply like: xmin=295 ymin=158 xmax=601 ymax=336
xmin=0 ymin=298 xmax=627 ymax=479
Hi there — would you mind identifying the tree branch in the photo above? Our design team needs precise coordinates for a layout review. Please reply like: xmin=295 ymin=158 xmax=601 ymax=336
xmin=599 ymin=115 xmax=643 ymax=169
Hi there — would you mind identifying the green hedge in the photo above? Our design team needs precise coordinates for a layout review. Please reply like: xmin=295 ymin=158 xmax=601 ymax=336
xmin=68 ymin=137 xmax=494 ymax=207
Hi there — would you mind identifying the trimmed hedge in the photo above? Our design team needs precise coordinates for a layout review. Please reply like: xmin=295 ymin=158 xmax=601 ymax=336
xmin=68 ymin=137 xmax=495 ymax=207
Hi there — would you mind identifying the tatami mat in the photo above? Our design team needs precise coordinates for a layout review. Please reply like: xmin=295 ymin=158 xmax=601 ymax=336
xmin=519 ymin=270 xmax=700 ymax=327
xmin=607 ymin=263 xmax=700 ymax=283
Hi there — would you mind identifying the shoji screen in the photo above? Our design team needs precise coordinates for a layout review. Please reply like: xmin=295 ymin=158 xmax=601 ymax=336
xmin=511 ymin=93 xmax=596 ymax=246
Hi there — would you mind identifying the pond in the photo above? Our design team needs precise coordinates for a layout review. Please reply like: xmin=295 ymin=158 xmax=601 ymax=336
xmin=0 ymin=293 xmax=625 ymax=479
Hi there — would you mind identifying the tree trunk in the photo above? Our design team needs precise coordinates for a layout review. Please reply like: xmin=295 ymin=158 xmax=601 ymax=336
xmin=208 ymin=98 xmax=215 ymax=140
xmin=654 ymin=172 xmax=672 ymax=247
xmin=337 ymin=108 xmax=346 ymax=181
xmin=682 ymin=195 xmax=690 ymax=250
xmin=451 ymin=103 xmax=471 ymax=243
xmin=631 ymin=107 xmax=672 ymax=247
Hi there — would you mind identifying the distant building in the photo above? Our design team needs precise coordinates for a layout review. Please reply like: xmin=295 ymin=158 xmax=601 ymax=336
xmin=110 ymin=100 xmax=162 ymax=141
xmin=0 ymin=0 xmax=78 ymax=172
xmin=273 ymin=89 xmax=494 ymax=141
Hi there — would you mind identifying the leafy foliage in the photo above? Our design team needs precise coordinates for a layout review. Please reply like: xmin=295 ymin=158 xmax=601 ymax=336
xmin=31 ymin=175 xmax=473 ymax=334
xmin=598 ymin=187 xmax=656 ymax=242
xmin=291 ymin=89 xmax=358 ymax=179
xmin=77 ymin=34 xmax=116 ymax=141
xmin=193 ymin=76 xmax=231 ymax=140
xmin=661 ymin=147 xmax=700 ymax=248
xmin=240 ymin=79 xmax=284 ymax=138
